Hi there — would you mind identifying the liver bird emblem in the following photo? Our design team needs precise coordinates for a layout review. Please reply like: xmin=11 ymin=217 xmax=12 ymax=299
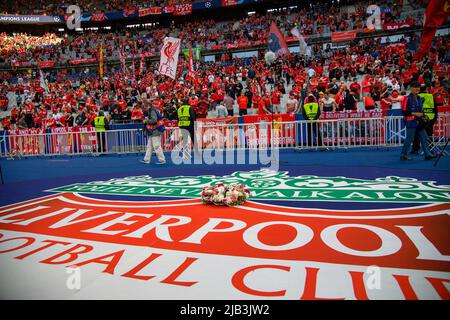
xmin=163 ymin=39 xmax=180 ymax=65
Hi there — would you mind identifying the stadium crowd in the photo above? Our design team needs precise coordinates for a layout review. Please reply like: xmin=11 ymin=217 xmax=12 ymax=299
xmin=0 ymin=0 xmax=194 ymax=16
xmin=0 ymin=0 xmax=448 ymax=132
xmin=1 ymin=32 xmax=448 ymax=131
xmin=0 ymin=0 xmax=424 ymax=66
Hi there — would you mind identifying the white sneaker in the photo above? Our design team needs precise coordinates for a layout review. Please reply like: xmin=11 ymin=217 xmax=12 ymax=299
xmin=139 ymin=160 xmax=150 ymax=164
xmin=156 ymin=160 xmax=166 ymax=165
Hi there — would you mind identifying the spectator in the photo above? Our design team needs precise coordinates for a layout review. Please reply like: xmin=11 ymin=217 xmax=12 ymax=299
xmin=286 ymin=93 xmax=299 ymax=114
xmin=237 ymin=91 xmax=248 ymax=116
xmin=216 ymin=103 xmax=228 ymax=118
xmin=223 ymin=93 xmax=234 ymax=117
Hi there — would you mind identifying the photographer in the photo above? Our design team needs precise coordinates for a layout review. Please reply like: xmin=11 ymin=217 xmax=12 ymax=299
xmin=140 ymin=102 xmax=166 ymax=165
xmin=400 ymin=82 xmax=436 ymax=161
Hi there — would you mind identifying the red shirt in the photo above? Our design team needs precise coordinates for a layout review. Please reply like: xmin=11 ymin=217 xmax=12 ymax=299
xmin=118 ymin=99 xmax=127 ymax=109
xmin=380 ymin=97 xmax=392 ymax=110
xmin=131 ymin=108 xmax=144 ymax=121
xmin=237 ymin=96 xmax=248 ymax=109
xmin=361 ymin=79 xmax=371 ymax=93
xmin=189 ymin=98 xmax=199 ymax=108
xmin=271 ymin=91 xmax=281 ymax=105
xmin=402 ymin=70 xmax=413 ymax=83
xmin=350 ymin=82 xmax=361 ymax=94
xmin=258 ymin=99 xmax=267 ymax=115
xmin=431 ymin=87 xmax=445 ymax=105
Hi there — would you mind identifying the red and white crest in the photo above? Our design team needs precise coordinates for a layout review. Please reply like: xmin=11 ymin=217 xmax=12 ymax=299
xmin=159 ymin=37 xmax=181 ymax=80
xmin=0 ymin=191 xmax=449 ymax=299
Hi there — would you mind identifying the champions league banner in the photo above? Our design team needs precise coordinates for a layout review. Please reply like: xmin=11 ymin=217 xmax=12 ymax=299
xmin=0 ymin=15 xmax=62 ymax=24
xmin=1 ymin=0 xmax=261 ymax=25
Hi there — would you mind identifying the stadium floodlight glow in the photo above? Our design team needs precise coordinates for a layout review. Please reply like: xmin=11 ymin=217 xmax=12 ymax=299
xmin=104 ymin=26 xmax=111 ymax=30
xmin=58 ymin=28 xmax=65 ymax=32
xmin=75 ymin=27 xmax=83 ymax=32
xmin=247 ymin=11 xmax=256 ymax=15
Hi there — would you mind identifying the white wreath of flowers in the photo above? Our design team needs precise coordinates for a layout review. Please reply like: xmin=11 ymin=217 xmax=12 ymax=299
xmin=201 ymin=183 xmax=250 ymax=206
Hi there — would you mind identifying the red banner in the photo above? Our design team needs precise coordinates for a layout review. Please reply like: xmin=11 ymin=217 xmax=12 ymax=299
xmin=331 ymin=30 xmax=358 ymax=43
xmin=149 ymin=7 xmax=162 ymax=14
xmin=226 ymin=43 xmax=239 ymax=50
xmin=49 ymin=127 xmax=97 ymax=154
xmin=383 ymin=22 xmax=413 ymax=31
xmin=197 ymin=117 xmax=238 ymax=149
xmin=243 ymin=114 xmax=297 ymax=148
xmin=73 ymin=126 xmax=97 ymax=153
xmin=91 ymin=13 xmax=106 ymax=22
xmin=38 ymin=61 xmax=55 ymax=68
xmin=210 ymin=45 xmax=223 ymax=51
xmin=138 ymin=8 xmax=152 ymax=16
xmin=49 ymin=127 xmax=75 ymax=154
xmin=173 ymin=4 xmax=192 ymax=16
xmin=137 ymin=52 xmax=155 ymax=58
xmin=138 ymin=7 xmax=161 ymax=16
xmin=222 ymin=0 xmax=240 ymax=7
xmin=320 ymin=110 xmax=383 ymax=120
xmin=8 ymin=129 xmax=44 ymax=155
xmin=285 ymin=36 xmax=297 ymax=43
xmin=71 ymin=58 xmax=97 ymax=65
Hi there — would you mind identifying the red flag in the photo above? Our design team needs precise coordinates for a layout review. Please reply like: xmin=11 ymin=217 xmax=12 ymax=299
xmin=268 ymin=22 xmax=289 ymax=57
xmin=414 ymin=0 xmax=450 ymax=60
xmin=188 ymin=47 xmax=195 ymax=79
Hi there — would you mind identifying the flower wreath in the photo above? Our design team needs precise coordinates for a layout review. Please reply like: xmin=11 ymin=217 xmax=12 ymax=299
xmin=201 ymin=183 xmax=250 ymax=206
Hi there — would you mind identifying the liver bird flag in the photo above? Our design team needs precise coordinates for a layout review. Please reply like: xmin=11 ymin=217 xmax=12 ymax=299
xmin=268 ymin=22 xmax=289 ymax=57
xmin=158 ymin=37 xmax=181 ymax=80
xmin=413 ymin=0 xmax=450 ymax=60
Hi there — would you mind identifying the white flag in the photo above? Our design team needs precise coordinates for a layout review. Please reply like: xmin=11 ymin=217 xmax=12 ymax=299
xmin=158 ymin=37 xmax=181 ymax=80
xmin=291 ymin=27 xmax=308 ymax=56
xmin=39 ymin=69 xmax=49 ymax=93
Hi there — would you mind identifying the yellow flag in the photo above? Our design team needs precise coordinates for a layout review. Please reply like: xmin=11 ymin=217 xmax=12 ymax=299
xmin=99 ymin=43 xmax=104 ymax=78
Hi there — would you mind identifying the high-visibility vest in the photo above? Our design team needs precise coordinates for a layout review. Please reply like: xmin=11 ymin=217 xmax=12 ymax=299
xmin=178 ymin=105 xmax=191 ymax=127
xmin=418 ymin=93 xmax=435 ymax=121
xmin=303 ymin=102 xmax=319 ymax=120
xmin=94 ymin=116 xmax=106 ymax=132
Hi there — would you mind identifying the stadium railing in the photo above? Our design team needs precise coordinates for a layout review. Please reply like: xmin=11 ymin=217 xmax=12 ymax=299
xmin=1 ymin=115 xmax=449 ymax=158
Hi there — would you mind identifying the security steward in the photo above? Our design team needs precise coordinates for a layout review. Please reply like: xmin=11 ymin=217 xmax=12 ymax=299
xmin=302 ymin=94 xmax=323 ymax=147
xmin=411 ymin=84 xmax=438 ymax=154
xmin=177 ymin=98 xmax=198 ymax=157
xmin=94 ymin=110 xmax=109 ymax=153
